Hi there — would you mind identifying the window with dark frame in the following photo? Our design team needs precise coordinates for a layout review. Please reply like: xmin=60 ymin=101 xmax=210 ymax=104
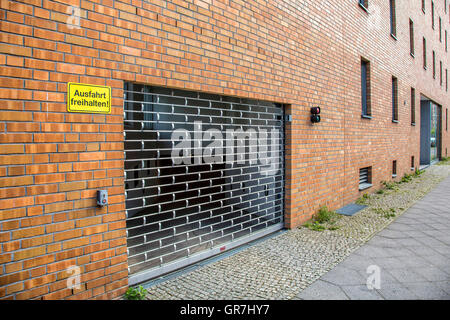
xmin=440 ymin=61 xmax=443 ymax=86
xmin=390 ymin=0 xmax=397 ymax=37
xmin=432 ymin=1 xmax=435 ymax=29
xmin=392 ymin=160 xmax=397 ymax=177
xmin=359 ymin=0 xmax=369 ymax=10
xmin=446 ymin=30 xmax=448 ymax=51
xmin=433 ymin=50 xmax=436 ymax=78
xmin=411 ymin=156 xmax=415 ymax=170
xmin=392 ymin=76 xmax=398 ymax=122
xmin=411 ymin=87 xmax=416 ymax=125
xmin=423 ymin=37 xmax=427 ymax=69
xmin=410 ymin=19 xmax=415 ymax=56
xmin=422 ymin=0 xmax=426 ymax=13
xmin=439 ymin=17 xmax=442 ymax=42
xmin=361 ymin=59 xmax=371 ymax=117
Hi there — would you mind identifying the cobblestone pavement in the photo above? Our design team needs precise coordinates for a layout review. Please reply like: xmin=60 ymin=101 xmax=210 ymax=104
xmin=146 ymin=165 xmax=450 ymax=300
xmin=297 ymin=174 xmax=450 ymax=300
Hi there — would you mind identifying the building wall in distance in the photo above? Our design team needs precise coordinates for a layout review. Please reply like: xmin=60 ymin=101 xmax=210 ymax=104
xmin=0 ymin=0 xmax=449 ymax=299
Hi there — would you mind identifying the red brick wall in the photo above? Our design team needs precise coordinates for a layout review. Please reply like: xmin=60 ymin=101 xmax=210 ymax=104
xmin=0 ymin=0 xmax=449 ymax=299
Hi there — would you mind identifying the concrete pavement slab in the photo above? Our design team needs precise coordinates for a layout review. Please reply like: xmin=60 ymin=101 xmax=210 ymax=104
xmin=296 ymin=174 xmax=450 ymax=300
xmin=296 ymin=280 xmax=349 ymax=300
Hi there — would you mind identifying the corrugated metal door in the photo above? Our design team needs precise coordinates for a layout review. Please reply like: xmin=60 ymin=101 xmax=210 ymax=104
xmin=124 ymin=84 xmax=285 ymax=284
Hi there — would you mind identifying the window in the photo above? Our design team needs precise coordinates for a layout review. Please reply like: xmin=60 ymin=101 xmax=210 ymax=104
xmin=359 ymin=0 xmax=369 ymax=10
xmin=392 ymin=160 xmax=397 ymax=177
xmin=411 ymin=87 xmax=416 ymax=125
xmin=440 ymin=61 xmax=443 ymax=86
xmin=446 ymin=30 xmax=448 ymax=51
xmin=422 ymin=0 xmax=426 ymax=13
xmin=392 ymin=76 xmax=398 ymax=122
xmin=447 ymin=108 xmax=448 ymax=131
xmin=361 ymin=59 xmax=371 ymax=117
xmin=432 ymin=50 xmax=436 ymax=78
xmin=423 ymin=37 xmax=427 ymax=69
xmin=411 ymin=156 xmax=415 ymax=170
xmin=439 ymin=17 xmax=442 ymax=42
xmin=410 ymin=19 xmax=415 ymax=56
xmin=446 ymin=69 xmax=448 ymax=91
xmin=432 ymin=1 xmax=435 ymax=29
xmin=359 ymin=167 xmax=372 ymax=191
xmin=390 ymin=0 xmax=397 ymax=37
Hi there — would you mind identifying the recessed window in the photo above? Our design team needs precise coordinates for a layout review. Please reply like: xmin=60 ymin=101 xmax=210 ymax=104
xmin=432 ymin=1 xmax=435 ymax=29
xmin=423 ymin=37 xmax=427 ymax=69
xmin=439 ymin=17 xmax=442 ymax=42
xmin=446 ymin=108 xmax=448 ymax=131
xmin=411 ymin=156 xmax=415 ymax=170
xmin=392 ymin=160 xmax=397 ymax=177
xmin=432 ymin=50 xmax=436 ymax=78
xmin=440 ymin=61 xmax=443 ymax=86
xmin=392 ymin=76 xmax=398 ymax=122
xmin=411 ymin=87 xmax=416 ymax=125
xmin=359 ymin=167 xmax=372 ymax=191
xmin=446 ymin=30 xmax=448 ymax=52
xmin=361 ymin=58 xmax=371 ymax=118
xmin=446 ymin=69 xmax=448 ymax=91
xmin=409 ymin=19 xmax=415 ymax=56
xmin=422 ymin=0 xmax=426 ymax=13
xmin=359 ymin=0 xmax=369 ymax=10
xmin=390 ymin=0 xmax=397 ymax=38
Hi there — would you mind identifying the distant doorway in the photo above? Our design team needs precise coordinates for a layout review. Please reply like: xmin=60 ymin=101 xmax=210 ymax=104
xmin=420 ymin=96 xmax=442 ymax=166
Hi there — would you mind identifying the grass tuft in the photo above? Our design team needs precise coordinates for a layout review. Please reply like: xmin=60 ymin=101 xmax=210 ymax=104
xmin=302 ymin=206 xmax=340 ymax=232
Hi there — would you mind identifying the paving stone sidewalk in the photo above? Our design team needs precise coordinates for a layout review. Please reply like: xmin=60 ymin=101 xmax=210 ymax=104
xmin=296 ymin=175 xmax=450 ymax=300
xmin=145 ymin=166 xmax=450 ymax=300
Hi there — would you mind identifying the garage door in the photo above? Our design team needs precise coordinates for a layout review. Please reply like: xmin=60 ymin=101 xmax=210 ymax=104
xmin=124 ymin=84 xmax=285 ymax=285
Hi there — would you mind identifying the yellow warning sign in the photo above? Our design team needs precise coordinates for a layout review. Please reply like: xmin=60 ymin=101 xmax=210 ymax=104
xmin=67 ymin=82 xmax=111 ymax=114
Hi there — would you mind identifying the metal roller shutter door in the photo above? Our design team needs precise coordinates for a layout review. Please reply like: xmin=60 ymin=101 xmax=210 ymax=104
xmin=124 ymin=84 xmax=285 ymax=285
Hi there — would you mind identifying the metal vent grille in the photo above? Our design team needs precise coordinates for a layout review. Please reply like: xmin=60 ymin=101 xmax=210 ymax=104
xmin=124 ymin=84 xmax=285 ymax=283
xmin=359 ymin=167 xmax=370 ymax=185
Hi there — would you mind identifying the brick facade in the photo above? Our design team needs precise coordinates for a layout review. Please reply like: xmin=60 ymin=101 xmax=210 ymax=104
xmin=0 ymin=0 xmax=449 ymax=299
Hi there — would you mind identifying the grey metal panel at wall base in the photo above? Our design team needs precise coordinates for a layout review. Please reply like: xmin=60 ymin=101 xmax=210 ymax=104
xmin=336 ymin=203 xmax=367 ymax=216
xmin=128 ymin=223 xmax=283 ymax=285
xmin=124 ymin=84 xmax=285 ymax=285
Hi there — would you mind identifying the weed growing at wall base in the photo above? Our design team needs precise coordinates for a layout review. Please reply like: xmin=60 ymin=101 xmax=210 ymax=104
xmin=124 ymin=285 xmax=148 ymax=300
xmin=302 ymin=206 xmax=340 ymax=231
